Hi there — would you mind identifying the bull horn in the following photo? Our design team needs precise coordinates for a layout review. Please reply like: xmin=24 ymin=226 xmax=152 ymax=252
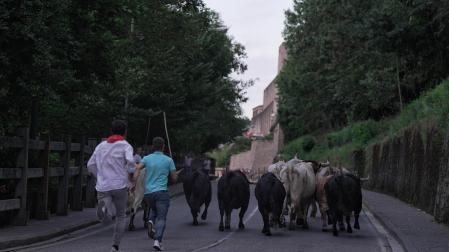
xmin=360 ymin=175 xmax=370 ymax=182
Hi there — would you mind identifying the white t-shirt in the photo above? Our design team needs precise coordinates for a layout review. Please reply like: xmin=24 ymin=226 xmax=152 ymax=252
xmin=87 ymin=140 xmax=134 ymax=192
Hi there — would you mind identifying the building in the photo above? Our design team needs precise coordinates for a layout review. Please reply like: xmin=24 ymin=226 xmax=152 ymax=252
xmin=230 ymin=43 xmax=286 ymax=180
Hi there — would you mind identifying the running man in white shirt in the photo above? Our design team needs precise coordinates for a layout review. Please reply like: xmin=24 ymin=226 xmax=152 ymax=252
xmin=87 ymin=120 xmax=135 ymax=252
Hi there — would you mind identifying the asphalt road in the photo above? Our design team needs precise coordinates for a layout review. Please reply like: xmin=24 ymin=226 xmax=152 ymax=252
xmin=27 ymin=184 xmax=386 ymax=252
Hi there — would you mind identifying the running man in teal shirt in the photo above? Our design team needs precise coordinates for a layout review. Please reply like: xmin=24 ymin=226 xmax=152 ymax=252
xmin=134 ymin=137 xmax=178 ymax=251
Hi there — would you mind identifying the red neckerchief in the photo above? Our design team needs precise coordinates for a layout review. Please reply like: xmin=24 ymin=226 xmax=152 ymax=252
xmin=107 ymin=135 xmax=124 ymax=143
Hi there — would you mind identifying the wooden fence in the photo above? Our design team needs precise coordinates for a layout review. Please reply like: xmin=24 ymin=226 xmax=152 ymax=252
xmin=0 ymin=128 xmax=98 ymax=226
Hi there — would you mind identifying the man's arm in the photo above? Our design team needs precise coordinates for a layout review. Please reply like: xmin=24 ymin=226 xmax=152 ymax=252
xmin=169 ymin=170 xmax=178 ymax=183
xmin=128 ymin=162 xmax=144 ymax=192
xmin=168 ymin=159 xmax=180 ymax=183
xmin=124 ymin=144 xmax=135 ymax=170
xmin=133 ymin=162 xmax=145 ymax=181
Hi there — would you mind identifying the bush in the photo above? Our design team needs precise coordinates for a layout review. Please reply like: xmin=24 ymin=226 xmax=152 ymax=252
xmin=281 ymin=135 xmax=316 ymax=159
xmin=326 ymin=120 xmax=385 ymax=148
xmin=302 ymin=135 xmax=315 ymax=152
xmin=388 ymin=80 xmax=449 ymax=136
xmin=207 ymin=136 xmax=252 ymax=167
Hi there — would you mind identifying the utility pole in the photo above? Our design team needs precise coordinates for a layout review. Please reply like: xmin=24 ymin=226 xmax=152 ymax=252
xmin=163 ymin=112 xmax=173 ymax=157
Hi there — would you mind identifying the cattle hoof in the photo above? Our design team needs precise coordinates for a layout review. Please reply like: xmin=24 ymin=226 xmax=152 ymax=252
xmin=238 ymin=223 xmax=245 ymax=230
xmin=288 ymin=223 xmax=295 ymax=230
xmin=354 ymin=223 xmax=360 ymax=230
xmin=322 ymin=228 xmax=328 ymax=232
xmin=265 ymin=232 xmax=272 ymax=236
xmin=333 ymin=231 xmax=339 ymax=236
xmin=302 ymin=224 xmax=309 ymax=230
xmin=128 ymin=225 xmax=135 ymax=231
xmin=225 ymin=225 xmax=231 ymax=230
xmin=144 ymin=222 xmax=148 ymax=228
xmin=296 ymin=218 xmax=304 ymax=226
xmin=201 ymin=213 xmax=207 ymax=220
xmin=219 ymin=226 xmax=224 ymax=231
xmin=193 ymin=220 xmax=199 ymax=226
xmin=347 ymin=229 xmax=353 ymax=233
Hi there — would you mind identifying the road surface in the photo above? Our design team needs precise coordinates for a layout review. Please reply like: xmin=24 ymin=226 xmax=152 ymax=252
xmin=23 ymin=184 xmax=388 ymax=252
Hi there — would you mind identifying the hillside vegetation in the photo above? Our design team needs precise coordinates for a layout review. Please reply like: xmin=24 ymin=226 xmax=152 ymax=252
xmin=278 ymin=0 xmax=449 ymax=167
xmin=280 ymin=80 xmax=449 ymax=167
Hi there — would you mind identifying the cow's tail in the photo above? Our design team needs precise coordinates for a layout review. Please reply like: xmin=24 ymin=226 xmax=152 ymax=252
xmin=287 ymin=165 xmax=293 ymax=183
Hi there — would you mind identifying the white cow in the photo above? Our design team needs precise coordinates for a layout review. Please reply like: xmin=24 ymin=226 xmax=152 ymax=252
xmin=285 ymin=160 xmax=316 ymax=230
xmin=279 ymin=157 xmax=303 ymax=215
xmin=267 ymin=161 xmax=286 ymax=181
xmin=127 ymin=168 xmax=148 ymax=231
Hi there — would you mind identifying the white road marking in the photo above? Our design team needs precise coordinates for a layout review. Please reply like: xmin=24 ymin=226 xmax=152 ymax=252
xmin=191 ymin=206 xmax=259 ymax=252
xmin=363 ymin=205 xmax=405 ymax=252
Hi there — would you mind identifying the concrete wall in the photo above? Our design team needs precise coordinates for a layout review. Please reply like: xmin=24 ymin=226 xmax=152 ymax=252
xmin=263 ymin=82 xmax=277 ymax=111
xmin=278 ymin=43 xmax=287 ymax=73
xmin=362 ymin=123 xmax=449 ymax=224
xmin=252 ymin=102 xmax=274 ymax=137
xmin=229 ymin=150 xmax=253 ymax=171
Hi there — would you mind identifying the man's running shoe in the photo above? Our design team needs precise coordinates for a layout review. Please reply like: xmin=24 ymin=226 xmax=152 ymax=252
xmin=153 ymin=240 xmax=163 ymax=251
xmin=147 ymin=220 xmax=156 ymax=239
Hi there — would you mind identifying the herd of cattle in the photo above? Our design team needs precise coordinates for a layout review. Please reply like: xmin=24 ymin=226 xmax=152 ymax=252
xmin=127 ymin=156 xmax=363 ymax=237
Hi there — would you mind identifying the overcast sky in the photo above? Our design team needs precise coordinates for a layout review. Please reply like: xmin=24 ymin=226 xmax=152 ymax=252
xmin=203 ymin=1 xmax=293 ymax=119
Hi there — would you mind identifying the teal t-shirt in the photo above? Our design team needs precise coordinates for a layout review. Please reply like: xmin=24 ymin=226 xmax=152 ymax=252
xmin=142 ymin=151 xmax=176 ymax=194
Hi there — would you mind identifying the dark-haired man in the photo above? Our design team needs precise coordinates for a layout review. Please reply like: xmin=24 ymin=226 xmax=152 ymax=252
xmin=87 ymin=120 xmax=134 ymax=252
xmin=134 ymin=137 xmax=178 ymax=251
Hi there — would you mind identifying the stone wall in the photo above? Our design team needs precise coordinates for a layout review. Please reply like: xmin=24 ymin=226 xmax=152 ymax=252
xmin=363 ymin=123 xmax=449 ymax=223
xmin=435 ymin=129 xmax=449 ymax=223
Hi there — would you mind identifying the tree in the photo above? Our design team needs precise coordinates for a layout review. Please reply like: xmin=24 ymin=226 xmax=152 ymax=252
xmin=0 ymin=0 xmax=250 ymax=154
xmin=278 ymin=0 xmax=449 ymax=141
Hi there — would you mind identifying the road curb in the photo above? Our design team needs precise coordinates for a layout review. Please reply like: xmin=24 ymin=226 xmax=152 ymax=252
xmin=362 ymin=202 xmax=405 ymax=252
xmin=0 ymin=185 xmax=184 ymax=251
xmin=0 ymin=219 xmax=100 ymax=251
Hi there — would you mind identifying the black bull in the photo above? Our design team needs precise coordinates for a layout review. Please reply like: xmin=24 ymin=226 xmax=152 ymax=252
xmin=255 ymin=172 xmax=286 ymax=236
xmin=217 ymin=170 xmax=250 ymax=231
xmin=325 ymin=173 xmax=362 ymax=236
xmin=183 ymin=169 xmax=212 ymax=225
